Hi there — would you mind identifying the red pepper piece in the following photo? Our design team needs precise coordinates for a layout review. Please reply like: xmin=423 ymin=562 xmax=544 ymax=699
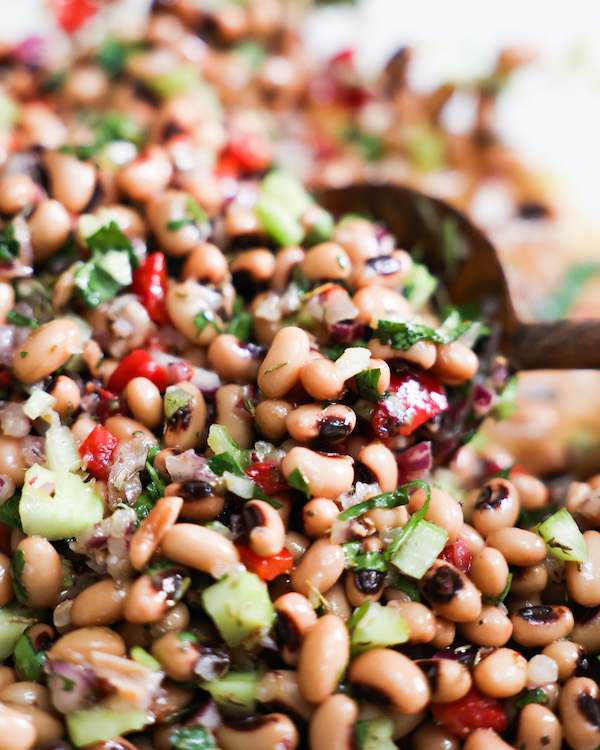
xmin=107 ymin=350 xmax=168 ymax=394
xmin=245 ymin=463 xmax=288 ymax=496
xmin=50 ymin=0 xmax=98 ymax=34
xmin=371 ymin=371 xmax=448 ymax=438
xmin=0 ymin=368 xmax=11 ymax=389
xmin=438 ymin=539 xmax=473 ymax=574
xmin=131 ymin=252 xmax=169 ymax=326
xmin=430 ymin=688 xmax=507 ymax=739
xmin=79 ymin=424 xmax=118 ymax=480
xmin=236 ymin=545 xmax=294 ymax=581
xmin=95 ymin=388 xmax=127 ymax=424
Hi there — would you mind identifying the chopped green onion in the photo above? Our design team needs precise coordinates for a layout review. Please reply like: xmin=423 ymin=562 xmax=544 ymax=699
xmin=385 ymin=481 xmax=431 ymax=559
xmin=338 ymin=487 xmax=411 ymax=521
xmin=286 ymin=466 xmax=311 ymax=499
xmin=14 ymin=634 xmax=47 ymax=682
xmin=6 ymin=311 xmax=39 ymax=328
xmin=389 ymin=519 xmax=448 ymax=579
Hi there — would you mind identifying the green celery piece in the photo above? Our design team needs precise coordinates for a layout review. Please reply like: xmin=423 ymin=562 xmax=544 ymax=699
xmin=255 ymin=195 xmax=305 ymax=247
xmin=350 ymin=601 xmax=410 ymax=654
xmin=66 ymin=707 xmax=147 ymax=747
xmin=201 ymin=672 xmax=259 ymax=713
xmin=0 ymin=605 xmax=29 ymax=660
xmin=259 ymin=171 xmax=313 ymax=217
xmin=535 ymin=507 xmax=589 ymax=562
xmin=390 ymin=519 xmax=448 ymax=579
xmin=150 ymin=66 xmax=198 ymax=98
xmin=354 ymin=719 xmax=397 ymax=750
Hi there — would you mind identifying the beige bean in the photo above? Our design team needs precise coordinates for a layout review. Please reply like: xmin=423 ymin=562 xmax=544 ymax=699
xmin=368 ymin=338 xmax=437 ymax=369
xmin=542 ymin=640 xmax=587 ymax=682
xmin=0 ymin=702 xmax=37 ymax=750
xmin=70 ymin=578 xmax=130 ymax=627
xmin=0 ymin=553 xmax=14 ymax=606
xmin=15 ymin=537 xmax=62 ymax=609
xmin=231 ymin=248 xmax=276 ymax=282
xmin=123 ymin=572 xmax=181 ymax=624
xmin=165 ymin=480 xmax=224 ymax=523
xmin=567 ymin=530 xmax=600 ymax=607
xmin=323 ymin=581 xmax=352 ymax=621
xmin=291 ymin=538 xmax=345 ymax=600
xmin=559 ymin=677 xmax=600 ymax=750
xmin=286 ymin=403 xmax=356 ymax=444
xmin=511 ymin=605 xmax=574 ymax=648
xmin=386 ymin=600 xmax=436 ymax=644
xmin=215 ymin=713 xmax=299 ymax=750
xmin=510 ymin=470 xmax=549 ymax=511
xmin=472 ymin=478 xmax=520 ymax=537
xmin=409 ymin=486 xmax=462 ymax=544
xmin=416 ymin=658 xmax=472 ymax=703
xmin=243 ymin=499 xmax=286 ymax=558
xmin=5 ymin=703 xmax=63 ymax=747
xmin=470 ymin=547 xmax=510 ymax=600
xmin=148 ymin=681 xmax=193 ymax=724
xmin=357 ymin=441 xmax=398 ymax=492
xmin=256 ymin=670 xmax=313 ymax=722
xmin=43 ymin=151 xmax=96 ymax=214
xmin=274 ymin=593 xmax=317 ymax=665
xmin=166 ymin=281 xmax=222 ymax=345
xmin=463 ymin=729 xmax=512 ymax=750
xmin=164 ymin=382 xmax=206 ymax=451
xmin=333 ymin=218 xmax=380 ymax=264
xmin=148 ymin=191 xmax=206 ymax=257
xmin=116 ymin=145 xmax=172 ymax=202
xmin=47 ymin=376 xmax=80 ymax=420
xmin=182 ymin=242 xmax=229 ymax=284
xmin=352 ymin=249 xmax=412 ymax=290
xmin=0 ymin=683 xmax=50 ymax=712
xmin=148 ymin=601 xmax=190 ymax=639
xmin=208 ymin=334 xmax=262 ymax=384
xmin=28 ymin=200 xmax=71 ymax=262
xmin=303 ymin=497 xmax=339 ymax=538
xmin=254 ymin=399 xmax=290 ymax=441
xmin=411 ymin=722 xmax=459 ymax=750
xmin=309 ymin=693 xmax=357 ymax=750
xmin=431 ymin=341 xmax=479 ymax=385
xmin=104 ymin=416 xmax=157 ymax=445
xmin=64 ymin=64 xmax=108 ymax=104
xmin=12 ymin=319 xmax=80 ymax=384
xmin=0 ymin=668 xmax=15 ymax=692
xmin=349 ymin=648 xmax=430 ymax=714
xmin=352 ymin=286 xmax=411 ymax=326
xmin=129 ymin=495 xmax=183 ymax=571
xmin=125 ymin=377 xmax=163 ymax=430
xmin=473 ymin=647 xmax=528 ymax=697
xmin=459 ymin=603 xmax=513 ymax=647
xmin=215 ymin=384 xmax=253 ymax=449
xmin=570 ymin=607 xmax=600 ymax=654
xmin=0 ymin=281 xmax=14 ymax=324
xmin=459 ymin=523 xmax=485 ymax=555
xmin=430 ymin=616 xmax=456 ymax=649
xmin=161 ymin=523 xmax=240 ymax=578
xmin=49 ymin=627 xmax=125 ymax=665
xmin=151 ymin=632 xmax=200 ymax=682
xmin=300 ymin=358 xmax=345 ymax=401
xmin=420 ymin=560 xmax=482 ymax=623
xmin=281 ymin=447 xmax=353 ymax=499
xmin=345 ymin=569 xmax=384 ymax=607
xmin=300 ymin=242 xmax=351 ymax=281
xmin=516 ymin=703 xmax=562 ymax=750
xmin=258 ymin=326 xmax=310 ymax=399
xmin=510 ymin=563 xmax=548 ymax=596
xmin=486 ymin=527 xmax=547 ymax=566
xmin=297 ymin=614 xmax=349 ymax=703
xmin=0 ymin=175 xmax=36 ymax=216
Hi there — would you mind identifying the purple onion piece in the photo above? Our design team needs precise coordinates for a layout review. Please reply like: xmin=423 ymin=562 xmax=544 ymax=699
xmin=45 ymin=660 xmax=99 ymax=714
xmin=12 ymin=36 xmax=45 ymax=67
xmin=396 ymin=441 xmax=432 ymax=483
xmin=328 ymin=320 xmax=365 ymax=344
xmin=473 ymin=384 xmax=494 ymax=416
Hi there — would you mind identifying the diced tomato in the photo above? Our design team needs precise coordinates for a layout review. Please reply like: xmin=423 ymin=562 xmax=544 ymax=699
xmin=50 ymin=0 xmax=98 ymax=34
xmin=95 ymin=388 xmax=128 ymax=424
xmin=438 ymin=539 xmax=473 ymax=574
xmin=371 ymin=371 xmax=448 ymax=438
xmin=430 ymin=688 xmax=507 ymax=739
xmin=214 ymin=152 xmax=241 ymax=180
xmin=245 ymin=463 xmax=288 ymax=496
xmin=217 ymin=133 xmax=272 ymax=178
xmin=79 ymin=424 xmax=118 ymax=480
xmin=107 ymin=350 xmax=168 ymax=394
xmin=236 ymin=545 xmax=294 ymax=581
xmin=131 ymin=252 xmax=169 ymax=326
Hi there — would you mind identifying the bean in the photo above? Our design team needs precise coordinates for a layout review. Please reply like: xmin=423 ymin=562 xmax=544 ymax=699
xmin=12 ymin=319 xmax=80 ymax=384
xmin=486 ymin=527 xmax=547 ymax=566
xmin=386 ymin=601 xmax=436 ymax=644
xmin=469 ymin=547 xmax=510 ymax=600
xmin=64 ymin=64 xmax=108 ymax=103
xmin=345 ymin=569 xmax=385 ymax=607
xmin=70 ymin=578 xmax=130 ymax=627
xmin=471 ymin=478 xmax=520 ymax=537
xmin=303 ymin=497 xmax=339 ymax=538
xmin=309 ymin=693 xmax=357 ymax=750
xmin=151 ymin=632 xmax=200 ymax=682
xmin=0 ymin=682 xmax=51 ymax=712
xmin=243 ymin=499 xmax=285 ymax=558
xmin=231 ymin=248 xmax=276 ymax=282
xmin=165 ymin=480 xmax=224 ymax=523
xmin=416 ymin=658 xmax=472 ymax=703
xmin=369 ymin=338 xmax=437 ymax=369
xmin=352 ymin=286 xmax=411 ymax=326
xmin=322 ymin=581 xmax=352 ymax=621
xmin=333 ymin=218 xmax=381 ymax=264
xmin=300 ymin=358 xmax=345 ymax=401
xmin=430 ymin=616 xmax=456 ymax=649
xmin=510 ymin=470 xmax=549 ymax=511
xmin=5 ymin=702 xmax=63 ymax=747
xmin=285 ymin=532 xmax=310 ymax=563
xmin=49 ymin=628 xmax=126 ymax=665
xmin=215 ymin=713 xmax=299 ymax=750
xmin=182 ymin=242 xmax=229 ymax=284
xmin=0 ymin=552 xmax=14 ymax=606
xmin=104 ymin=416 xmax=157 ymax=445
xmin=409 ymin=487 xmax=462 ymax=544
xmin=166 ymin=281 xmax=223 ymax=345
xmin=208 ymin=334 xmax=263 ymax=384
xmin=124 ymin=571 xmax=183 ymax=624
xmin=291 ymin=538 xmax=345 ymax=600
xmin=0 ymin=668 xmax=15 ymax=692
xmin=297 ymin=614 xmax=349 ymax=703
xmin=130 ymin=495 xmax=183 ymax=570
xmin=567 ymin=530 xmax=600 ymax=607
xmin=300 ymin=242 xmax=351 ymax=281
xmin=148 ymin=682 xmax=193 ymax=723
xmin=0 ymin=702 xmax=37 ymax=750
xmin=463 ymin=729 xmax=512 ymax=750
xmin=116 ymin=145 xmax=173 ymax=202
xmin=15 ymin=537 xmax=62 ymax=609
xmin=254 ymin=399 xmax=291 ymax=441
xmin=559 ymin=677 xmax=600 ymax=750
xmin=256 ymin=670 xmax=313 ymax=721
xmin=473 ymin=647 xmax=528 ymax=697
xmin=43 ymin=151 xmax=97 ymax=213
xmin=281 ymin=447 xmax=353 ymax=499
xmin=148 ymin=191 xmax=206 ymax=256
xmin=47 ymin=376 xmax=80 ymax=420
xmin=258 ymin=326 xmax=310 ymax=399
xmin=510 ymin=563 xmax=548 ymax=596
xmin=459 ymin=523 xmax=485 ymax=555
xmin=286 ymin=403 xmax=356 ymax=444
xmin=274 ymin=593 xmax=317 ymax=665
xmin=515 ymin=703 xmax=562 ymax=750
xmin=542 ymin=640 xmax=587 ymax=682
xmin=356 ymin=441 xmax=398 ymax=492
xmin=419 ymin=560 xmax=482 ymax=623
xmin=163 ymin=382 xmax=206 ymax=451
xmin=411 ymin=722 xmax=459 ymax=750
xmin=149 ymin=602 xmax=190 ymax=639
xmin=270 ymin=246 xmax=305 ymax=290
xmin=431 ymin=341 xmax=479 ymax=385
xmin=215 ymin=384 xmax=253 ymax=448
xmin=160 ymin=523 xmax=240 ymax=578
xmin=511 ymin=605 xmax=574 ymax=648
xmin=459 ymin=603 xmax=513 ymax=647
xmin=349 ymin=648 xmax=430 ymax=714
xmin=125 ymin=377 xmax=163 ymax=430
xmin=570 ymin=607 xmax=600 ymax=655
xmin=0 ymin=175 xmax=36 ymax=216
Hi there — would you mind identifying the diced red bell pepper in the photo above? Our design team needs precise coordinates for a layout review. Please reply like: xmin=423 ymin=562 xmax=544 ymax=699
xmin=50 ymin=0 xmax=98 ymax=34
xmin=95 ymin=388 xmax=128 ymax=424
xmin=107 ymin=350 xmax=168 ymax=394
xmin=371 ymin=371 xmax=448 ymax=438
xmin=131 ymin=252 xmax=169 ymax=326
xmin=438 ymin=539 xmax=473 ymax=574
xmin=79 ymin=424 xmax=118 ymax=480
xmin=0 ymin=368 xmax=11 ymax=389
xmin=245 ymin=463 xmax=288 ymax=496
xmin=236 ymin=545 xmax=294 ymax=582
xmin=430 ymin=688 xmax=507 ymax=739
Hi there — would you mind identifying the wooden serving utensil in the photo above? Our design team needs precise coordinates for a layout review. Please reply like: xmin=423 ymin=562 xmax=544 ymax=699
xmin=317 ymin=183 xmax=600 ymax=371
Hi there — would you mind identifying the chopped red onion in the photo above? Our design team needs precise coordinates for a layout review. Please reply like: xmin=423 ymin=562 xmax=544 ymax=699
xmin=190 ymin=366 xmax=221 ymax=395
xmin=0 ymin=402 xmax=31 ymax=438
xmin=21 ymin=436 xmax=45 ymax=467
xmin=0 ymin=474 xmax=15 ymax=503
xmin=46 ymin=660 xmax=99 ymax=714
xmin=164 ymin=449 xmax=211 ymax=483
xmin=188 ymin=699 xmax=221 ymax=732
xmin=473 ymin=384 xmax=494 ymax=416
xmin=396 ymin=442 xmax=432 ymax=483
xmin=329 ymin=320 xmax=365 ymax=344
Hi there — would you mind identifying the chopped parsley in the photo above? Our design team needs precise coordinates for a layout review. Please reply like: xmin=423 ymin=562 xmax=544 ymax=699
xmin=166 ymin=196 xmax=208 ymax=232
xmin=286 ymin=466 xmax=311 ymax=499
xmin=372 ymin=309 xmax=473 ymax=351
xmin=96 ymin=37 xmax=146 ymax=78
xmin=0 ymin=222 xmax=20 ymax=265
xmin=225 ymin=297 xmax=253 ymax=341
xmin=60 ymin=112 xmax=145 ymax=160
xmin=0 ymin=493 xmax=21 ymax=529
xmin=354 ymin=368 xmax=382 ymax=401
xmin=6 ymin=311 xmax=39 ymax=329
xmin=14 ymin=634 xmax=47 ymax=682
xmin=170 ymin=725 xmax=217 ymax=750
xmin=193 ymin=310 xmax=220 ymax=337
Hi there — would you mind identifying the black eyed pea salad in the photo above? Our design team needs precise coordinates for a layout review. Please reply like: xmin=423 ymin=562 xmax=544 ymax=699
xmin=0 ymin=156 xmax=596 ymax=750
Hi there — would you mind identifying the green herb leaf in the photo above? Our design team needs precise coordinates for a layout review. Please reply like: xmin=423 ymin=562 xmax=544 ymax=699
xmin=402 ymin=261 xmax=438 ymax=311
xmin=339 ymin=488 xmax=411 ymax=521
xmin=342 ymin=544 xmax=388 ymax=573
xmin=392 ymin=575 xmax=422 ymax=602
xmin=171 ymin=725 xmax=217 ymax=750
xmin=14 ymin=634 xmax=47 ymax=682
xmin=166 ymin=219 xmax=192 ymax=232
xmin=0 ymin=223 xmax=19 ymax=265
xmin=96 ymin=37 xmax=145 ymax=78
xmin=492 ymin=375 xmax=518 ymax=421
xmin=385 ymin=481 xmax=431 ymax=559
xmin=354 ymin=368 xmax=382 ymax=401
xmin=372 ymin=310 xmax=473 ymax=351
xmin=343 ymin=125 xmax=385 ymax=162
xmin=6 ymin=311 xmax=39 ymax=328
xmin=482 ymin=572 xmax=512 ymax=605
xmin=346 ymin=601 xmax=370 ymax=631
xmin=10 ymin=549 xmax=27 ymax=604
xmin=193 ymin=310 xmax=220 ymax=337
xmin=286 ymin=466 xmax=311 ymax=499
xmin=209 ymin=452 xmax=246 ymax=478
xmin=225 ymin=297 xmax=253 ymax=341
xmin=132 ymin=493 xmax=155 ymax=520
xmin=515 ymin=688 xmax=550 ymax=709
xmin=86 ymin=221 xmax=136 ymax=263
xmin=0 ymin=493 xmax=21 ymax=529
xmin=60 ymin=113 xmax=145 ymax=160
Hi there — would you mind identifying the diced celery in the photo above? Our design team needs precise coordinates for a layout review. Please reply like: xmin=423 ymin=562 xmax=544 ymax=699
xmin=45 ymin=425 xmax=81 ymax=472
xmin=66 ymin=707 xmax=147 ymax=747
xmin=402 ymin=262 xmax=438 ymax=312
xmin=202 ymin=571 xmax=274 ymax=648
xmin=255 ymin=195 xmax=305 ymax=247
xmin=390 ymin=520 xmax=448 ymax=579
xmin=130 ymin=646 xmax=161 ymax=671
xmin=0 ymin=605 xmax=29 ymax=661
xmin=207 ymin=424 xmax=240 ymax=457
xmin=202 ymin=672 xmax=258 ymax=713
xmin=536 ymin=507 xmax=589 ymax=562
xmin=259 ymin=171 xmax=313 ymax=217
xmin=222 ymin=471 xmax=254 ymax=499
xmin=164 ymin=386 xmax=193 ymax=420
xmin=355 ymin=719 xmax=397 ymax=750
xmin=150 ymin=65 xmax=198 ymax=98
xmin=19 ymin=465 xmax=103 ymax=541
xmin=350 ymin=602 xmax=410 ymax=654
xmin=23 ymin=388 xmax=56 ymax=420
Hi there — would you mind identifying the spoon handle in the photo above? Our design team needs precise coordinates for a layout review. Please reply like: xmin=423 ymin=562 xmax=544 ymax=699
xmin=509 ymin=320 xmax=600 ymax=370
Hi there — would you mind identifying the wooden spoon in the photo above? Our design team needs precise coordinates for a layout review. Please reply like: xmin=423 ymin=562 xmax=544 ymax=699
xmin=316 ymin=183 xmax=600 ymax=371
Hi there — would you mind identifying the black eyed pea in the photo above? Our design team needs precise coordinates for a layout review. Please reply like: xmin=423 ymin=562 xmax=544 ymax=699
xmin=129 ymin=496 xmax=183 ymax=571
xmin=345 ymin=569 xmax=385 ymax=607
xmin=463 ymin=729 xmax=513 ymax=750
xmin=368 ymin=338 xmax=437 ymax=370
xmin=208 ymin=334 xmax=263 ymax=384
xmin=116 ymin=145 xmax=173 ymax=203
xmin=70 ymin=578 xmax=130 ymax=627
xmin=300 ymin=357 xmax=345 ymax=402
xmin=270 ymin=246 xmax=305 ymax=290
xmin=273 ymin=593 xmax=318 ymax=665
xmin=349 ymin=648 xmax=430 ymax=714
xmin=351 ymin=249 xmax=412 ymax=290
xmin=459 ymin=523 xmax=485 ymax=556
xmin=182 ymin=242 xmax=229 ymax=285
xmin=303 ymin=497 xmax=339 ymax=538
xmin=431 ymin=340 xmax=479 ymax=385
xmin=510 ymin=469 xmax=549 ymax=511
xmin=256 ymin=670 xmax=313 ymax=722
xmin=125 ymin=377 xmax=163 ymax=430
xmin=160 ymin=523 xmax=240 ymax=579
xmin=510 ymin=563 xmax=548 ymax=596
xmin=285 ymin=532 xmax=310 ymax=563
xmin=386 ymin=601 xmax=436 ymax=644
xmin=151 ymin=632 xmax=200 ymax=682
xmin=473 ymin=647 xmax=528 ymax=697
xmin=165 ymin=479 xmax=225 ymax=522
xmin=486 ymin=527 xmax=547 ymax=566
xmin=12 ymin=319 xmax=80 ymax=384
xmin=322 ymin=581 xmax=352 ymax=621
xmin=14 ymin=537 xmax=62 ymax=609
xmin=352 ymin=286 xmax=412 ymax=326
xmin=566 ymin=530 xmax=600 ymax=607
xmin=149 ymin=601 xmax=190 ymax=639
xmin=459 ymin=603 xmax=513 ymax=647
xmin=42 ymin=151 xmax=97 ymax=214
xmin=230 ymin=248 xmax=276 ymax=283
xmin=569 ymin=606 xmax=600 ymax=655
xmin=48 ymin=628 xmax=126 ymax=666
xmin=0 ymin=668 xmax=15 ymax=692
xmin=286 ymin=403 xmax=356 ymax=445
xmin=297 ymin=614 xmax=349 ymax=703
xmin=0 ymin=174 xmax=37 ymax=216
xmin=0 ymin=552 xmax=14 ymax=606
xmin=0 ymin=702 xmax=37 ymax=750
xmin=299 ymin=242 xmax=352 ymax=281
xmin=104 ymin=416 xmax=158 ymax=445
xmin=356 ymin=441 xmax=398 ymax=493
xmin=469 ymin=547 xmax=510 ymax=601
xmin=416 ymin=658 xmax=472 ymax=703
xmin=0 ymin=281 xmax=14 ymax=324
xmin=430 ymin=616 xmax=456 ymax=650
xmin=215 ymin=713 xmax=299 ymax=750
xmin=3 ymin=702 xmax=64 ymax=747
xmin=0 ymin=682 xmax=51 ymax=712
xmin=258 ymin=326 xmax=310 ymax=399
xmin=511 ymin=605 xmax=574 ymax=648
xmin=419 ymin=560 xmax=482 ymax=623
xmin=242 ymin=499 xmax=286 ymax=558
xmin=408 ymin=486 xmax=463 ymax=544
xmin=0 ymin=437 xmax=29 ymax=486
xmin=290 ymin=538 xmax=346 ymax=601
xmin=515 ymin=703 xmax=562 ymax=750
xmin=148 ymin=191 xmax=207 ymax=257
xmin=542 ymin=640 xmax=588 ymax=682
xmin=333 ymin=218 xmax=380 ymax=264
xmin=163 ymin=382 xmax=206 ymax=452
xmin=166 ymin=281 xmax=223 ymax=344
xmin=411 ymin=722 xmax=460 ymax=750
xmin=47 ymin=375 xmax=81 ymax=420
xmin=281 ymin=447 xmax=354 ymax=499
xmin=254 ymin=399 xmax=291 ymax=441
xmin=215 ymin=384 xmax=253 ymax=449
xmin=471 ymin=478 xmax=520 ymax=538
xmin=148 ymin=682 xmax=194 ymax=725
xmin=308 ymin=693 xmax=357 ymax=750
xmin=559 ymin=677 xmax=600 ymax=750
xmin=123 ymin=567 xmax=189 ymax=624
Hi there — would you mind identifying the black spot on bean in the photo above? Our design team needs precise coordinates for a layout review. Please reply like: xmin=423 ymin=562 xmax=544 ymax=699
xmin=518 ymin=202 xmax=549 ymax=220
xmin=354 ymin=569 xmax=385 ymax=595
xmin=194 ymin=646 xmax=230 ymax=681
xmin=416 ymin=659 xmax=440 ymax=691
xmin=354 ymin=461 xmax=376 ymax=484
xmin=177 ymin=479 xmax=214 ymax=501
xmin=242 ymin=502 xmax=265 ymax=531
xmin=578 ymin=605 xmax=600 ymax=626
xmin=353 ymin=683 xmax=391 ymax=705
xmin=161 ymin=120 xmax=185 ymax=141
xmin=224 ymin=714 xmax=269 ymax=731
xmin=365 ymin=255 xmax=401 ymax=276
xmin=318 ymin=416 xmax=350 ymax=442
xmin=274 ymin=610 xmax=301 ymax=652
xmin=151 ymin=568 xmax=189 ymax=605
xmin=422 ymin=565 xmax=463 ymax=603
xmin=474 ymin=482 xmax=509 ymax=510
xmin=232 ymin=270 xmax=267 ymax=301
xmin=517 ymin=606 xmax=560 ymax=625
xmin=577 ymin=691 xmax=600 ymax=727
xmin=167 ymin=404 xmax=192 ymax=431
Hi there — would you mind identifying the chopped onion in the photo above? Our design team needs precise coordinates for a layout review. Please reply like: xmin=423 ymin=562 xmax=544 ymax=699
xmin=396 ymin=442 xmax=433 ymax=483
xmin=46 ymin=660 xmax=98 ymax=714
xmin=23 ymin=388 xmax=57 ymax=420
xmin=334 ymin=347 xmax=372 ymax=381
xmin=46 ymin=425 xmax=81 ymax=473
xmin=0 ymin=402 xmax=31 ymax=438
